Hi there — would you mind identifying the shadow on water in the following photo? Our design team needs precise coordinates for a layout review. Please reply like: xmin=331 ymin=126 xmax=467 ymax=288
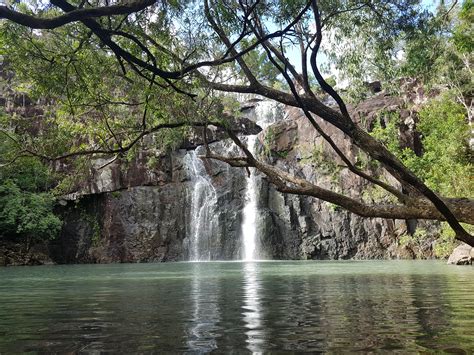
xmin=0 ymin=261 xmax=473 ymax=352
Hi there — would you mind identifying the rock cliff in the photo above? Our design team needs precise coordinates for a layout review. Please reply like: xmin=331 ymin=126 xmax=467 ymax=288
xmin=1 ymin=81 xmax=446 ymax=265
xmin=48 ymin=85 xmax=440 ymax=263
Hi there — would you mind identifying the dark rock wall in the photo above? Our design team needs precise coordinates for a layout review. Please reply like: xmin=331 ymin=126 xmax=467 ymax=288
xmin=52 ymin=93 xmax=429 ymax=264
xmin=52 ymin=185 xmax=189 ymax=263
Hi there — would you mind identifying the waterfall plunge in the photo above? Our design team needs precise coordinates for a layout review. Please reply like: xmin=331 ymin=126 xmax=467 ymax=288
xmin=241 ymin=100 xmax=280 ymax=261
xmin=185 ymin=150 xmax=218 ymax=261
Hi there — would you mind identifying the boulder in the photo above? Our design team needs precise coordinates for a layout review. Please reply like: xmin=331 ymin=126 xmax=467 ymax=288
xmin=447 ymin=243 xmax=473 ymax=265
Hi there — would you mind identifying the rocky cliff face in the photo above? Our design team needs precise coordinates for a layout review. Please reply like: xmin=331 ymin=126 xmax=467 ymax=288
xmin=252 ymin=106 xmax=414 ymax=260
xmin=255 ymin=82 xmax=439 ymax=260
xmin=51 ymin=145 xmax=249 ymax=263
xmin=1 ymin=80 xmax=441 ymax=265
xmin=46 ymin=84 xmax=438 ymax=264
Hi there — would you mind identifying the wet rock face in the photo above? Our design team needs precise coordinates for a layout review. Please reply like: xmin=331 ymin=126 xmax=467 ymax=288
xmin=252 ymin=90 xmax=438 ymax=260
xmin=261 ymin=113 xmax=392 ymax=259
xmin=262 ymin=186 xmax=406 ymax=260
xmin=102 ymin=186 xmax=188 ymax=263
xmin=55 ymin=190 xmax=187 ymax=263
xmin=53 ymin=187 xmax=190 ymax=263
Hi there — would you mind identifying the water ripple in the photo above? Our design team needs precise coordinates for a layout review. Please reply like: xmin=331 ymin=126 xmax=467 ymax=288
xmin=0 ymin=261 xmax=473 ymax=352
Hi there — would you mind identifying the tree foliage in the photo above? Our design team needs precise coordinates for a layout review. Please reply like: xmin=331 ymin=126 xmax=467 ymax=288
xmin=371 ymin=94 xmax=473 ymax=198
xmin=0 ymin=140 xmax=61 ymax=244
xmin=411 ymin=95 xmax=472 ymax=197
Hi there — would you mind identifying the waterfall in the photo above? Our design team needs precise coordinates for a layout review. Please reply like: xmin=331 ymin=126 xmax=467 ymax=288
xmin=185 ymin=150 xmax=218 ymax=261
xmin=183 ymin=99 xmax=281 ymax=262
xmin=241 ymin=100 xmax=281 ymax=261
xmin=241 ymin=135 xmax=259 ymax=261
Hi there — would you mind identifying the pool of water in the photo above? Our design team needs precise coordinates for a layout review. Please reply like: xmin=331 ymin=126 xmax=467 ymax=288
xmin=0 ymin=261 xmax=473 ymax=352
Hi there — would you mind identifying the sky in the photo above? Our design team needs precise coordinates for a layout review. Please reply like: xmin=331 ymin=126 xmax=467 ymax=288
xmin=279 ymin=0 xmax=442 ymax=86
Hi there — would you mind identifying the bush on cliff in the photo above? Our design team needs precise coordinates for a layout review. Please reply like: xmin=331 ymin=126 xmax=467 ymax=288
xmin=0 ymin=143 xmax=61 ymax=248
xmin=372 ymin=93 xmax=472 ymax=199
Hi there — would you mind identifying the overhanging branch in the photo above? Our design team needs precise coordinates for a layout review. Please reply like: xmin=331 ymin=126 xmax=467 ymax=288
xmin=0 ymin=0 xmax=156 ymax=29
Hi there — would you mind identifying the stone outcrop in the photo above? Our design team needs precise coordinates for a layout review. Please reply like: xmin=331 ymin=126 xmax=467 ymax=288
xmin=51 ymin=143 xmax=248 ymax=263
xmin=50 ymin=89 xmax=441 ymax=263
xmin=52 ymin=185 xmax=189 ymax=263
xmin=246 ymin=95 xmax=429 ymax=260
xmin=447 ymin=244 xmax=474 ymax=265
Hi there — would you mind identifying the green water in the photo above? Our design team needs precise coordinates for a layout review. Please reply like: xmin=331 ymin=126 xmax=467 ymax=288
xmin=0 ymin=261 xmax=473 ymax=353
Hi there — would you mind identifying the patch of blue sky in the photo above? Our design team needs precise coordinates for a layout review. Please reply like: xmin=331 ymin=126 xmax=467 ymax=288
xmin=265 ymin=0 xmax=441 ymax=83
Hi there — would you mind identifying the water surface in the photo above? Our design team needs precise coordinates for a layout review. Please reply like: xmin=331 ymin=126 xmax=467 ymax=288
xmin=1 ymin=261 xmax=473 ymax=352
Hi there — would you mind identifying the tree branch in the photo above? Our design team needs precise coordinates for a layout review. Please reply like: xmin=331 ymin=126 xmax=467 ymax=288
xmin=0 ymin=0 xmax=156 ymax=29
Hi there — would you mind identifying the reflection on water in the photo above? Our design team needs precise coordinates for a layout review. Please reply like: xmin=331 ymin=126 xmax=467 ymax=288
xmin=0 ymin=261 xmax=473 ymax=352
xmin=186 ymin=263 xmax=220 ymax=351
xmin=242 ymin=262 xmax=264 ymax=353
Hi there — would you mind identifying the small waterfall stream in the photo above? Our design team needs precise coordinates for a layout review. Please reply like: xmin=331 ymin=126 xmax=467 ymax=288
xmin=241 ymin=100 xmax=281 ymax=261
xmin=185 ymin=150 xmax=218 ymax=261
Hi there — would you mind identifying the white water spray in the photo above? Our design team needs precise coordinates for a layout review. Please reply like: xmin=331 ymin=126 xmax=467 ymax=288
xmin=185 ymin=150 xmax=218 ymax=261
